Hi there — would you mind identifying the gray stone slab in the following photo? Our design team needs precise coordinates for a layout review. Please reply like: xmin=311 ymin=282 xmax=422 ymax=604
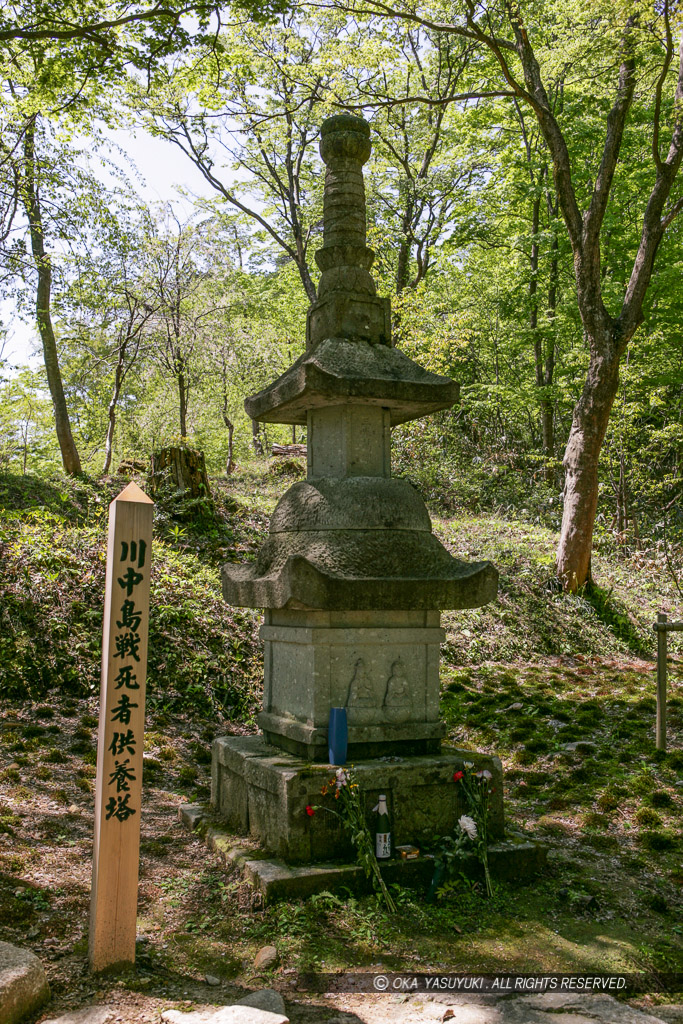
xmin=162 ymin=1007 xmax=288 ymax=1024
xmin=178 ymin=804 xmax=205 ymax=830
xmin=0 ymin=940 xmax=50 ymax=1024
xmin=650 ymin=1007 xmax=683 ymax=1023
xmin=42 ymin=1007 xmax=116 ymax=1024
xmin=244 ymin=335 xmax=459 ymax=427
xmin=222 ymin=524 xmax=497 ymax=612
xmin=502 ymin=993 xmax=672 ymax=1024
xmin=204 ymin=825 xmax=544 ymax=903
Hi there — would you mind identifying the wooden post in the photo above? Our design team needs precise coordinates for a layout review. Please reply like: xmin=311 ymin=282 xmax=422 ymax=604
xmin=656 ymin=612 xmax=667 ymax=752
xmin=89 ymin=482 xmax=153 ymax=973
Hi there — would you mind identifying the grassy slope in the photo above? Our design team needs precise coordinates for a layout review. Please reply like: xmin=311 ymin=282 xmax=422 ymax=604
xmin=0 ymin=464 xmax=682 ymax=1019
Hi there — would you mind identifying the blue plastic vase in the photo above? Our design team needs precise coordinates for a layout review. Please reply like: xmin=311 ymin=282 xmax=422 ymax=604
xmin=328 ymin=707 xmax=348 ymax=766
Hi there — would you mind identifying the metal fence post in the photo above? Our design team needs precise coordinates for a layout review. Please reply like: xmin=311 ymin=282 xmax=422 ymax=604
xmin=656 ymin=612 xmax=667 ymax=751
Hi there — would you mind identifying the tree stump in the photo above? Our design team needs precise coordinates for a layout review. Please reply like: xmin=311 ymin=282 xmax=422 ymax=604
xmin=150 ymin=445 xmax=212 ymax=499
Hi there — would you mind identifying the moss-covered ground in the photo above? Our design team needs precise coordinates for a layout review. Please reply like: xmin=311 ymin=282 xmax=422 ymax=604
xmin=0 ymin=464 xmax=681 ymax=1020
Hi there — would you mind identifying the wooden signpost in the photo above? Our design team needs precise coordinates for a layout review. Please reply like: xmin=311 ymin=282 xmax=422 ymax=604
xmin=90 ymin=482 xmax=153 ymax=973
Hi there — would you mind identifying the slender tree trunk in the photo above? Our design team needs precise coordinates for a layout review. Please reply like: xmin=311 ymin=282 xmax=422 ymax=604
xmin=251 ymin=418 xmax=263 ymax=455
xmin=22 ymin=413 xmax=30 ymax=475
xmin=224 ymin=418 xmax=235 ymax=475
xmin=102 ymin=352 xmax=125 ymax=475
xmin=556 ymin=326 xmax=621 ymax=590
xmin=529 ymin=195 xmax=545 ymax=460
xmin=178 ymin=368 xmax=187 ymax=437
xmin=541 ymin=224 xmax=559 ymax=478
xmin=396 ymin=238 xmax=411 ymax=294
xmin=21 ymin=120 xmax=81 ymax=476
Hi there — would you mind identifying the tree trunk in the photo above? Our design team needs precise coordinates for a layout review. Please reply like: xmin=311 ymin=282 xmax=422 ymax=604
xmin=541 ymin=224 xmax=559 ymax=479
xmin=221 ymin=406 xmax=235 ymax=475
xmin=251 ymin=418 xmax=263 ymax=455
xmin=178 ymin=368 xmax=188 ymax=437
xmin=22 ymin=120 xmax=82 ymax=476
xmin=556 ymin=329 xmax=621 ymax=590
xmin=102 ymin=356 xmax=124 ymax=475
xmin=396 ymin=238 xmax=411 ymax=294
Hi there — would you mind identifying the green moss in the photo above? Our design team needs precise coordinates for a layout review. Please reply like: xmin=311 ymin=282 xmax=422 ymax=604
xmin=636 ymin=807 xmax=663 ymax=828
xmin=524 ymin=738 xmax=550 ymax=753
xmin=639 ymin=830 xmax=678 ymax=851
xmin=45 ymin=749 xmax=67 ymax=764
xmin=648 ymin=790 xmax=675 ymax=809
xmin=21 ymin=725 xmax=45 ymax=738
xmin=514 ymin=750 xmax=537 ymax=765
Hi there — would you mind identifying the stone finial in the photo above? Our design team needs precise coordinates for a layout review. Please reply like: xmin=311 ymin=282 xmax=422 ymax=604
xmin=315 ymin=113 xmax=376 ymax=300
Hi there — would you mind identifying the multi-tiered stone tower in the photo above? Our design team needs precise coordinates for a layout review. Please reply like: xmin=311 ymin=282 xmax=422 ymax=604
xmin=212 ymin=114 xmax=503 ymax=866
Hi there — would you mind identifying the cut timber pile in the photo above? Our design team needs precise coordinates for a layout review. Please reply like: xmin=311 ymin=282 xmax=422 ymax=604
xmin=272 ymin=443 xmax=307 ymax=457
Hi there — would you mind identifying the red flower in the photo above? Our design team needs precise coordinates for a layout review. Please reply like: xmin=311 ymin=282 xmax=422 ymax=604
xmin=453 ymin=771 xmax=464 ymax=781
xmin=305 ymin=805 xmax=315 ymax=817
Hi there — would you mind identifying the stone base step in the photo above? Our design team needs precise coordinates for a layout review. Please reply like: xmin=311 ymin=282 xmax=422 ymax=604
xmin=179 ymin=804 xmax=546 ymax=904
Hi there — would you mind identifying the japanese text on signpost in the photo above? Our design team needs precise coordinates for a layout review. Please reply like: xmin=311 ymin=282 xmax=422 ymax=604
xmin=90 ymin=483 xmax=153 ymax=972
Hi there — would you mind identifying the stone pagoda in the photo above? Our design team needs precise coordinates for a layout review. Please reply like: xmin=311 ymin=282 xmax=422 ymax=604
xmin=212 ymin=114 xmax=504 ymax=868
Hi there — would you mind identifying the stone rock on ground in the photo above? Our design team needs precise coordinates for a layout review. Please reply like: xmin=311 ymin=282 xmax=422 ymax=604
xmin=162 ymin=1005 xmax=288 ymax=1024
xmin=179 ymin=804 xmax=205 ymax=830
xmin=411 ymin=992 xmax=675 ymax=1024
xmin=497 ymin=992 xmax=673 ymax=1024
xmin=649 ymin=1008 xmax=683 ymax=1024
xmin=253 ymin=946 xmax=279 ymax=970
xmin=0 ymin=940 xmax=50 ymax=1024
xmin=42 ymin=1007 xmax=116 ymax=1024
xmin=237 ymin=990 xmax=286 ymax=1016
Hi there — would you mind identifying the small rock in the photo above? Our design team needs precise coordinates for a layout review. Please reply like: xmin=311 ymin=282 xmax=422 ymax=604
xmin=237 ymin=989 xmax=286 ymax=1015
xmin=0 ymin=940 xmax=50 ymax=1024
xmin=43 ymin=937 xmax=59 ymax=947
xmin=253 ymin=945 xmax=278 ymax=970
xmin=504 ymin=702 xmax=524 ymax=711
xmin=67 ymin=804 xmax=80 ymax=815
xmin=179 ymin=804 xmax=204 ymax=830
xmin=205 ymin=974 xmax=221 ymax=986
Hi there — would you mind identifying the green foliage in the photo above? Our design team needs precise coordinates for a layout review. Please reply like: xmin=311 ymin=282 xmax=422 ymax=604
xmin=0 ymin=472 xmax=262 ymax=717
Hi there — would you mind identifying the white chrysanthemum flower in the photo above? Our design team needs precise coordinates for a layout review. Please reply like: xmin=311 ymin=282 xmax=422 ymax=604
xmin=458 ymin=814 xmax=478 ymax=840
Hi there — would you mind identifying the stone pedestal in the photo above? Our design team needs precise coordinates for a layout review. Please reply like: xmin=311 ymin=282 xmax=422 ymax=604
xmin=259 ymin=609 xmax=444 ymax=760
xmin=212 ymin=735 xmax=504 ymax=865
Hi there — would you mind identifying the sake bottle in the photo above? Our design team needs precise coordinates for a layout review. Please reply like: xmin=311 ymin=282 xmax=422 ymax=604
xmin=374 ymin=794 xmax=391 ymax=859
